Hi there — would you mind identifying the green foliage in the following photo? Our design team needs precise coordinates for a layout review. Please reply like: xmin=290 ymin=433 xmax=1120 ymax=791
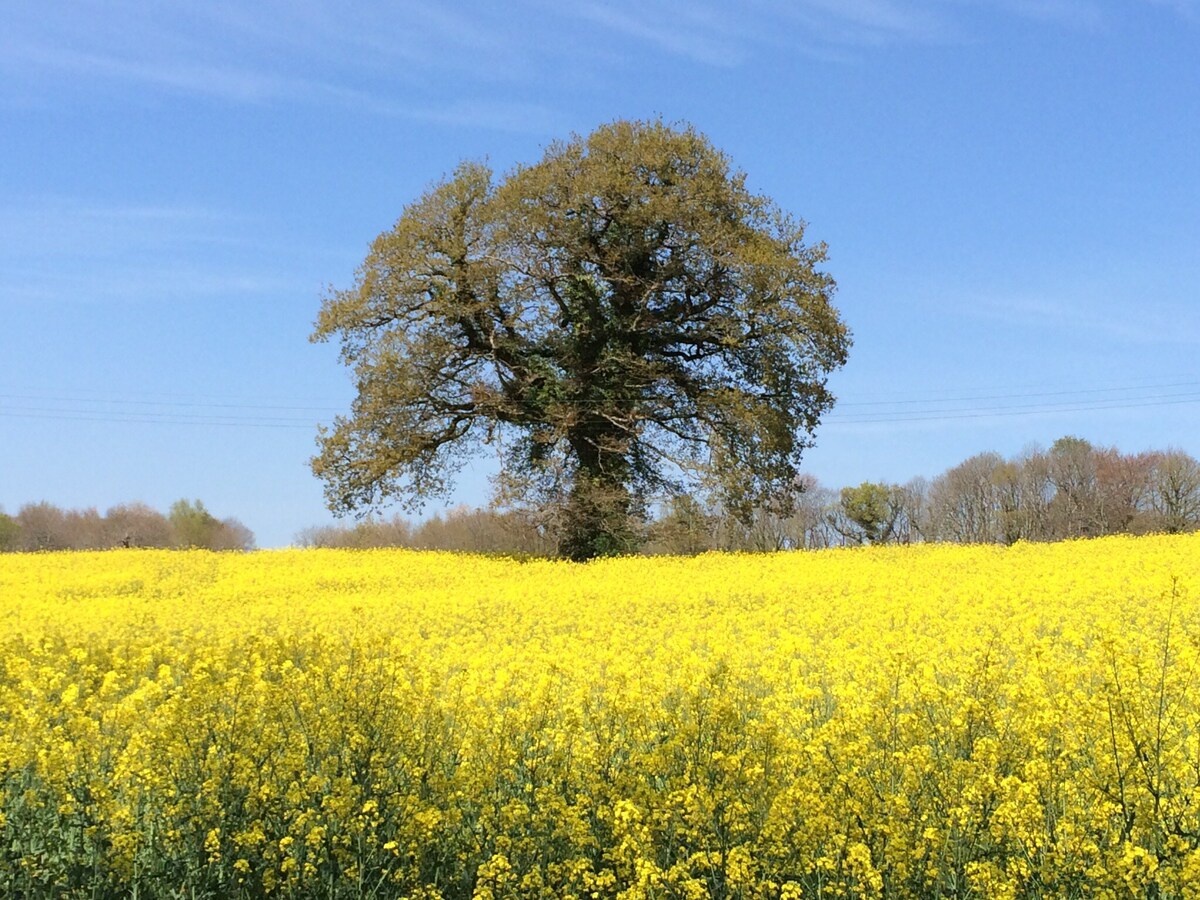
xmin=0 ymin=512 xmax=18 ymax=551
xmin=312 ymin=119 xmax=850 ymax=559
xmin=839 ymin=481 xmax=903 ymax=545
xmin=650 ymin=494 xmax=713 ymax=555
xmin=168 ymin=499 xmax=221 ymax=549
xmin=557 ymin=475 xmax=643 ymax=562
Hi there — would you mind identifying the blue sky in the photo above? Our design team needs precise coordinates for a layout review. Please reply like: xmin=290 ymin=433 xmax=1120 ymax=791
xmin=2 ymin=1 xmax=1198 ymax=547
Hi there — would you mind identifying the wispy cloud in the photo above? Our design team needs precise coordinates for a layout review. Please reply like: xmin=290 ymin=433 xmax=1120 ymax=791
xmin=7 ymin=44 xmax=292 ymax=104
xmin=553 ymin=1 xmax=749 ymax=66
xmin=783 ymin=0 xmax=952 ymax=44
xmin=543 ymin=0 xmax=953 ymax=62
xmin=1 ymin=268 xmax=307 ymax=305
xmin=553 ymin=0 xmax=1197 ymax=62
xmin=1142 ymin=0 xmax=1200 ymax=19
xmin=984 ymin=0 xmax=1106 ymax=29
xmin=2 ymin=0 xmax=1195 ymax=117
xmin=0 ymin=199 xmax=318 ymax=306
xmin=960 ymin=289 xmax=1200 ymax=347
xmin=0 ymin=1 xmax=553 ymax=129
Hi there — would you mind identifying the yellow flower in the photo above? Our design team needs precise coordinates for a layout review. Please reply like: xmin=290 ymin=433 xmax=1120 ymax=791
xmin=3 ymin=537 xmax=1200 ymax=897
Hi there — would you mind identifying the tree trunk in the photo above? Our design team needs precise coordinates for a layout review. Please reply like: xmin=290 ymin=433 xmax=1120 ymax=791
xmin=558 ymin=428 xmax=636 ymax=560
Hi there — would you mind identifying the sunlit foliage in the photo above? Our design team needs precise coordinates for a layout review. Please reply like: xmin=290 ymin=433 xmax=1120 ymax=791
xmin=4 ymin=537 xmax=1200 ymax=897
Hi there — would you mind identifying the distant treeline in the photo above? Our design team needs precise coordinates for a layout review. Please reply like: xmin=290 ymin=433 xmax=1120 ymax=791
xmin=299 ymin=436 xmax=1200 ymax=556
xmin=0 ymin=499 xmax=254 ymax=552
xmin=296 ymin=508 xmax=555 ymax=557
xmin=712 ymin=437 xmax=1200 ymax=553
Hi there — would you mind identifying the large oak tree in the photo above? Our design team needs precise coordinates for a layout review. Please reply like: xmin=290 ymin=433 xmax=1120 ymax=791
xmin=312 ymin=120 xmax=850 ymax=559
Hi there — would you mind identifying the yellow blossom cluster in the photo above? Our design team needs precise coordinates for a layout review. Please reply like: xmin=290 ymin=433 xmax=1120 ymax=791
xmin=3 ymin=536 xmax=1200 ymax=898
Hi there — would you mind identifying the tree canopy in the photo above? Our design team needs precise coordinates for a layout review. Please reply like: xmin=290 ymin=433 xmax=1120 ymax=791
xmin=312 ymin=120 xmax=851 ymax=559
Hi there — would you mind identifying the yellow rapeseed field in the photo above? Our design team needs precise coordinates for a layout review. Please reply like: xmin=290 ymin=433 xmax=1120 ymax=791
xmin=3 ymin=536 xmax=1200 ymax=898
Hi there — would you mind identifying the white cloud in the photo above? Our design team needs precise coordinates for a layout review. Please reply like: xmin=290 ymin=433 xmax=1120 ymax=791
xmin=0 ymin=199 xmax=316 ymax=307
xmin=2 ymin=0 xmax=1194 ymax=116
xmin=554 ymin=1 xmax=748 ymax=66
xmin=788 ymin=0 xmax=953 ymax=43
xmin=8 ymin=43 xmax=294 ymax=103
xmin=980 ymin=0 xmax=1106 ymax=29
xmin=0 ymin=2 xmax=548 ymax=126
xmin=960 ymin=288 xmax=1200 ymax=347
xmin=1142 ymin=0 xmax=1200 ymax=19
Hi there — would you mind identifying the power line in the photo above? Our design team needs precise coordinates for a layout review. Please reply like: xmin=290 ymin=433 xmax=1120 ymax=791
xmin=826 ymin=389 xmax=1200 ymax=424
xmin=0 ymin=400 xmax=321 ymax=424
xmin=825 ymin=394 xmax=1200 ymax=426
xmin=3 ymin=374 xmax=1195 ymax=412
xmin=0 ymin=409 xmax=317 ymax=429
xmin=1 ymin=376 xmax=1196 ymax=430
xmin=834 ymin=380 xmax=1200 ymax=408
xmin=0 ymin=392 xmax=343 ymax=413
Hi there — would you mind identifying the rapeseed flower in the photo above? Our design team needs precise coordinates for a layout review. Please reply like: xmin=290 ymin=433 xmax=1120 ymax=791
xmin=1 ymin=538 xmax=1200 ymax=896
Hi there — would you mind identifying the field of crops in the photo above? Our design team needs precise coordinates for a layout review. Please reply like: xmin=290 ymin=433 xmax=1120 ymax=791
xmin=3 ymin=537 xmax=1200 ymax=898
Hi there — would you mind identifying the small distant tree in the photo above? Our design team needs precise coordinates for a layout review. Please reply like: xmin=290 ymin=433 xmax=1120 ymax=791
xmin=0 ymin=510 xmax=19 ymax=551
xmin=928 ymin=453 xmax=1005 ymax=543
xmin=296 ymin=507 xmax=549 ymax=555
xmin=62 ymin=507 xmax=107 ymax=550
xmin=211 ymin=518 xmax=256 ymax=551
xmin=104 ymin=502 xmax=174 ymax=548
xmin=1146 ymin=449 xmax=1200 ymax=533
xmin=168 ymin=500 xmax=254 ymax=550
xmin=1045 ymin=436 xmax=1100 ymax=539
xmin=412 ymin=508 xmax=487 ymax=552
xmin=788 ymin=476 xmax=841 ymax=549
xmin=896 ymin=477 xmax=930 ymax=544
xmin=297 ymin=514 xmax=414 ymax=549
xmin=990 ymin=452 xmax=1052 ymax=544
xmin=1095 ymin=448 xmax=1155 ymax=535
xmin=410 ymin=506 xmax=553 ymax=556
xmin=15 ymin=502 xmax=69 ymax=551
xmin=836 ymin=481 xmax=905 ymax=545
xmin=169 ymin=499 xmax=219 ymax=548
xmin=295 ymin=524 xmax=343 ymax=549
xmin=649 ymin=495 xmax=714 ymax=555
